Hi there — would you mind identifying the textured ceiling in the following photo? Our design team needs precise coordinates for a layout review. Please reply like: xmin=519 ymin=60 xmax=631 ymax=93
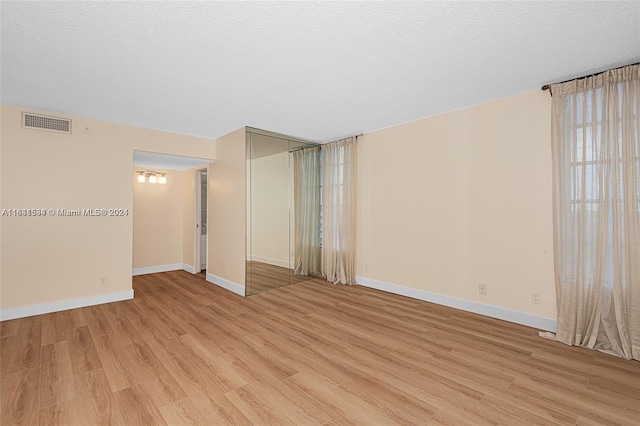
xmin=1 ymin=1 xmax=639 ymax=142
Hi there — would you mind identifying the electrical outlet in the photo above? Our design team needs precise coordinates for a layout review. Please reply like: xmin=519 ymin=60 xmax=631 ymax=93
xmin=100 ymin=276 xmax=108 ymax=287
xmin=479 ymin=283 xmax=487 ymax=295
xmin=531 ymin=291 xmax=540 ymax=304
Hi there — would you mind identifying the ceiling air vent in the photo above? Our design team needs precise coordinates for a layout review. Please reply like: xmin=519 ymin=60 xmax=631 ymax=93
xmin=22 ymin=112 xmax=71 ymax=134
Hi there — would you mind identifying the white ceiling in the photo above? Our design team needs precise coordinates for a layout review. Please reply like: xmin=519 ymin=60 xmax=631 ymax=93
xmin=1 ymin=2 xmax=638 ymax=142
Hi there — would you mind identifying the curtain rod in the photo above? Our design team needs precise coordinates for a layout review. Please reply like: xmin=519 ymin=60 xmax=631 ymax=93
xmin=289 ymin=145 xmax=320 ymax=153
xmin=289 ymin=133 xmax=364 ymax=152
xmin=333 ymin=133 xmax=363 ymax=142
xmin=541 ymin=62 xmax=639 ymax=94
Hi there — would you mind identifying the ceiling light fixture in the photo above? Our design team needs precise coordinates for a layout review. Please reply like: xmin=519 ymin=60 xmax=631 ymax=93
xmin=137 ymin=170 xmax=167 ymax=184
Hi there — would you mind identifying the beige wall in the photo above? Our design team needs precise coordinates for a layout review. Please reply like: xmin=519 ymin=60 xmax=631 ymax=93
xmin=0 ymin=104 xmax=214 ymax=312
xmin=208 ymin=127 xmax=246 ymax=289
xmin=0 ymin=112 xmax=3 ymax=306
xmin=2 ymin=92 xmax=555 ymax=320
xmin=357 ymin=90 xmax=557 ymax=319
xmin=250 ymin=151 xmax=290 ymax=267
xmin=133 ymin=168 xmax=186 ymax=269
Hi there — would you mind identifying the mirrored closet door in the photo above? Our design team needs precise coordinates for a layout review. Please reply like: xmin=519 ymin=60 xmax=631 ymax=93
xmin=245 ymin=128 xmax=320 ymax=295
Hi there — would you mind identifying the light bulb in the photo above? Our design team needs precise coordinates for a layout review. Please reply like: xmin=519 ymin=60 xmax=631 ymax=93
xmin=149 ymin=173 xmax=157 ymax=184
xmin=137 ymin=172 xmax=146 ymax=183
xmin=159 ymin=174 xmax=167 ymax=184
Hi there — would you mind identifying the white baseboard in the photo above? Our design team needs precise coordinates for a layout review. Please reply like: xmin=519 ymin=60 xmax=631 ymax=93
xmin=0 ymin=289 xmax=134 ymax=321
xmin=206 ymin=273 xmax=245 ymax=296
xmin=250 ymin=256 xmax=290 ymax=269
xmin=356 ymin=276 xmax=557 ymax=332
xmin=133 ymin=263 xmax=195 ymax=276
xmin=183 ymin=264 xmax=198 ymax=274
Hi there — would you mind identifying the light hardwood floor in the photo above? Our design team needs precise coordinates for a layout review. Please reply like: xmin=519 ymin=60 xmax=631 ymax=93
xmin=1 ymin=270 xmax=639 ymax=425
xmin=247 ymin=261 xmax=316 ymax=295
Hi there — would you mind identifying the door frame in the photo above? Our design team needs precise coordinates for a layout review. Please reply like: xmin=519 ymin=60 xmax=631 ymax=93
xmin=194 ymin=167 xmax=208 ymax=273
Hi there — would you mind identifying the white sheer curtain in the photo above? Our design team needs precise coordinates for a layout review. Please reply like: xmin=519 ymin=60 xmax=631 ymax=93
xmin=292 ymin=146 xmax=322 ymax=276
xmin=321 ymin=137 xmax=358 ymax=285
xmin=551 ymin=64 xmax=640 ymax=360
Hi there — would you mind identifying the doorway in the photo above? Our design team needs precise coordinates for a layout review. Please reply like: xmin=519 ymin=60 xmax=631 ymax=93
xmin=132 ymin=151 xmax=213 ymax=277
xmin=195 ymin=168 xmax=208 ymax=274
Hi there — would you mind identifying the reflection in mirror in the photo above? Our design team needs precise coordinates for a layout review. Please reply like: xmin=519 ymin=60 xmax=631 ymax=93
xmin=291 ymin=146 xmax=321 ymax=278
xmin=248 ymin=133 xmax=290 ymax=295
xmin=245 ymin=129 xmax=320 ymax=295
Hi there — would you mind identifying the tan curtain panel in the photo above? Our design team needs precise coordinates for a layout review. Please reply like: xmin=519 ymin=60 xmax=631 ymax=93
xmin=292 ymin=146 xmax=322 ymax=276
xmin=321 ymin=137 xmax=358 ymax=285
xmin=551 ymin=64 xmax=640 ymax=360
